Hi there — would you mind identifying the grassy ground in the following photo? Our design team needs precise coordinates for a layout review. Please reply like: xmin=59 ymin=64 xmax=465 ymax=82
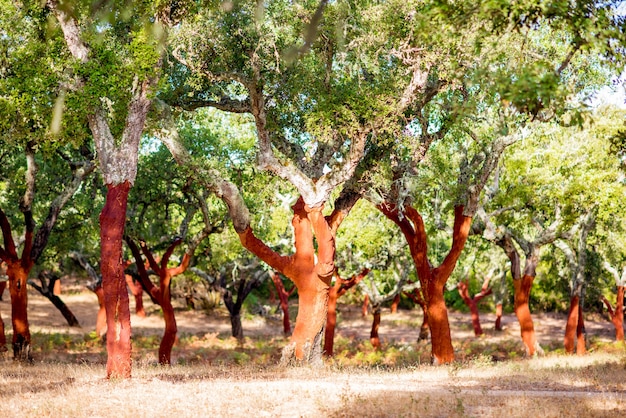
xmin=1 ymin=331 xmax=625 ymax=417
xmin=0 ymin=291 xmax=625 ymax=417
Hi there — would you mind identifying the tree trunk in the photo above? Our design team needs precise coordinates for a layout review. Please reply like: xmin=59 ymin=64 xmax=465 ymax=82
xmin=564 ymin=295 xmax=579 ymax=354
xmin=159 ymin=283 xmax=177 ymax=365
xmin=495 ymin=303 xmax=503 ymax=331
xmin=270 ymin=272 xmax=292 ymax=335
xmin=0 ymin=309 xmax=6 ymax=352
xmin=237 ymin=199 xmax=336 ymax=366
xmin=0 ymin=279 xmax=6 ymax=301
xmin=370 ymin=305 xmax=381 ymax=349
xmin=323 ymin=279 xmax=341 ymax=356
xmin=419 ymin=311 xmax=430 ymax=341
xmin=427 ymin=278 xmax=453 ymax=364
xmin=7 ymin=261 xmax=32 ymax=361
xmin=282 ymin=279 xmax=329 ymax=365
xmin=513 ymin=275 xmax=537 ymax=356
xmin=92 ymin=286 xmax=107 ymax=338
xmin=603 ymin=286 xmax=624 ymax=342
xmin=100 ymin=182 xmax=132 ymax=378
xmin=390 ymin=293 xmax=400 ymax=314
xmin=125 ymin=274 xmax=145 ymax=317
xmin=576 ymin=303 xmax=586 ymax=355
xmin=362 ymin=294 xmax=369 ymax=317
xmin=29 ymin=273 xmax=80 ymax=327
xmin=230 ymin=312 xmax=243 ymax=341
xmin=458 ymin=282 xmax=482 ymax=336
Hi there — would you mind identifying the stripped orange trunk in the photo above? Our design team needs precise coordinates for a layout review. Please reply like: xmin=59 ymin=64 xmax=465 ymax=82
xmin=564 ymin=295 xmax=580 ymax=354
xmin=324 ymin=280 xmax=340 ymax=355
xmin=513 ymin=275 xmax=536 ymax=356
xmin=237 ymin=198 xmax=336 ymax=364
xmin=7 ymin=262 xmax=32 ymax=360
xmin=458 ymin=279 xmax=492 ymax=336
xmin=100 ymin=182 xmax=132 ymax=378
xmin=125 ymin=274 xmax=145 ymax=317
xmin=271 ymin=272 xmax=293 ymax=335
xmin=380 ymin=204 xmax=472 ymax=364
xmin=92 ymin=286 xmax=107 ymax=338
xmin=324 ymin=268 xmax=368 ymax=356
xmin=427 ymin=277 xmax=454 ymax=363
xmin=370 ymin=306 xmax=382 ymax=349
xmin=159 ymin=280 xmax=177 ymax=364
xmin=495 ymin=303 xmax=503 ymax=331
xmin=603 ymin=286 xmax=624 ymax=342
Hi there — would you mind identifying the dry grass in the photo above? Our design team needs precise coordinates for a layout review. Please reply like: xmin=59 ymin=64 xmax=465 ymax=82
xmin=1 ymin=292 xmax=625 ymax=417
xmin=1 ymin=337 xmax=625 ymax=418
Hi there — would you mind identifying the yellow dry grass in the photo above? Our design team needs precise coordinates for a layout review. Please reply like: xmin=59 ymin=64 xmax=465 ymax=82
xmin=1 ymin=291 xmax=625 ymax=417
xmin=1 ymin=350 xmax=625 ymax=418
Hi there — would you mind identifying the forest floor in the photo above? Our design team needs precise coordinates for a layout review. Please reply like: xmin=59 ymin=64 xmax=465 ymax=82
xmin=0 ymin=287 xmax=625 ymax=417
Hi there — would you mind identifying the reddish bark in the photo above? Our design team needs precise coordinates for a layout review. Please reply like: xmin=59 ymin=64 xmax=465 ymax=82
xmin=406 ymin=288 xmax=430 ymax=341
xmin=0 ymin=206 xmax=35 ymax=361
xmin=323 ymin=268 xmax=369 ymax=356
xmin=370 ymin=306 xmax=382 ymax=349
xmin=576 ymin=304 xmax=586 ymax=355
xmin=513 ymin=275 xmax=537 ymax=356
xmin=362 ymin=294 xmax=369 ymax=317
xmin=390 ymin=293 xmax=400 ymax=314
xmin=126 ymin=236 xmax=190 ymax=365
xmin=380 ymin=203 xmax=472 ymax=364
xmin=0 ymin=263 xmax=7 ymax=350
xmin=125 ymin=274 xmax=146 ymax=317
xmin=495 ymin=303 xmax=503 ymax=331
xmin=564 ymin=295 xmax=579 ymax=354
xmin=100 ymin=182 xmax=133 ymax=378
xmin=270 ymin=272 xmax=296 ymax=335
xmin=237 ymin=197 xmax=339 ymax=364
xmin=457 ymin=277 xmax=492 ymax=336
xmin=93 ymin=286 xmax=107 ymax=338
xmin=601 ymin=286 xmax=624 ymax=342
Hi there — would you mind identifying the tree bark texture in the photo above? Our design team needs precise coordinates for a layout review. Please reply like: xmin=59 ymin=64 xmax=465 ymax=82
xmin=406 ymin=289 xmax=430 ymax=341
xmin=323 ymin=268 xmax=369 ymax=357
xmin=237 ymin=198 xmax=337 ymax=365
xmin=390 ymin=294 xmax=400 ymax=314
xmin=125 ymin=274 xmax=146 ymax=317
xmin=100 ymin=182 xmax=133 ymax=378
xmin=370 ymin=305 xmax=382 ymax=349
xmin=126 ymin=237 xmax=190 ymax=365
xmin=271 ymin=272 xmax=294 ymax=336
xmin=564 ymin=295 xmax=581 ymax=354
xmin=93 ymin=286 xmax=107 ymax=338
xmin=495 ymin=303 xmax=503 ymax=331
xmin=380 ymin=203 xmax=472 ymax=364
xmin=457 ymin=278 xmax=492 ymax=336
xmin=362 ymin=294 xmax=369 ymax=317
xmin=7 ymin=261 xmax=32 ymax=361
xmin=513 ymin=275 xmax=537 ymax=356
xmin=602 ymin=286 xmax=625 ymax=342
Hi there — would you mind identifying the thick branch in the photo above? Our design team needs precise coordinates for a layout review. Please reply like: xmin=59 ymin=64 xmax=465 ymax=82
xmin=31 ymin=160 xmax=97 ymax=262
